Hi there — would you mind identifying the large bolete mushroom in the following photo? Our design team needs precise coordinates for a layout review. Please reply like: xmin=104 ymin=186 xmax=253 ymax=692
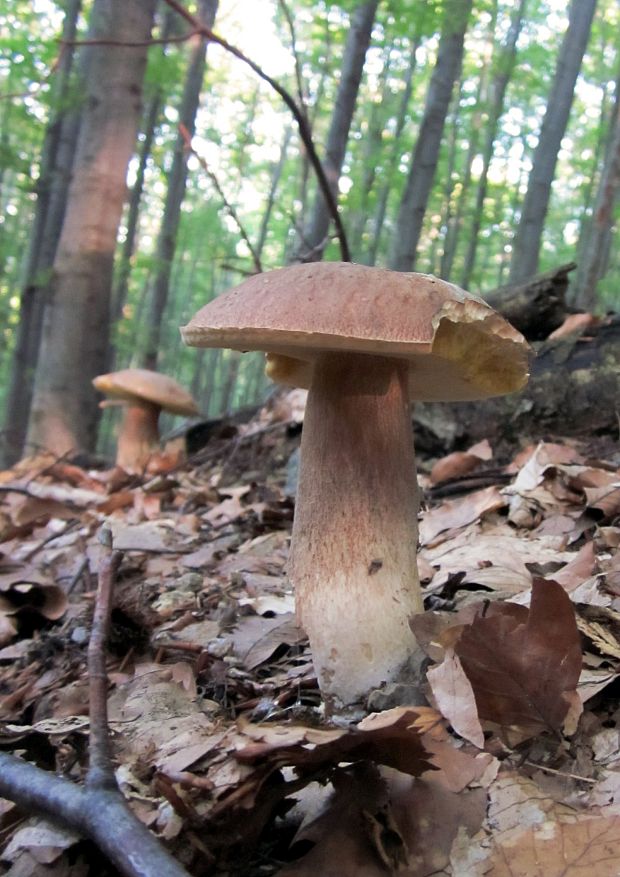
xmin=93 ymin=368 xmax=199 ymax=473
xmin=181 ymin=263 xmax=531 ymax=708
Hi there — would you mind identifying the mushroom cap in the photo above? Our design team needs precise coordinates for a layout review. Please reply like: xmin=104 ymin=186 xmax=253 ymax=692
xmin=180 ymin=262 xmax=531 ymax=401
xmin=92 ymin=368 xmax=199 ymax=416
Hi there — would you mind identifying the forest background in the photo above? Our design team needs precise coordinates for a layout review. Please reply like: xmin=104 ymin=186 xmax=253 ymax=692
xmin=0 ymin=0 xmax=618 ymax=468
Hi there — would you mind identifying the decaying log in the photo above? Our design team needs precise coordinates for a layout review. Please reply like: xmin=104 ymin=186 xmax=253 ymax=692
xmin=481 ymin=261 xmax=576 ymax=340
xmin=415 ymin=315 xmax=619 ymax=454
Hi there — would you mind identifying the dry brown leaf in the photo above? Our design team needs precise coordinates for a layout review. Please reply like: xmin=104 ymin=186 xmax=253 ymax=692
xmin=547 ymin=312 xmax=598 ymax=339
xmin=553 ymin=541 xmax=597 ymax=591
xmin=427 ymin=649 xmax=485 ymax=747
xmin=487 ymin=813 xmax=620 ymax=876
xmin=430 ymin=451 xmax=483 ymax=485
xmin=237 ymin=706 xmax=438 ymax=777
xmin=419 ymin=486 xmax=506 ymax=547
xmin=449 ymin=578 xmax=582 ymax=743
xmin=278 ymin=762 xmax=487 ymax=877
xmin=585 ymin=483 xmax=620 ymax=520
xmin=0 ymin=570 xmax=67 ymax=621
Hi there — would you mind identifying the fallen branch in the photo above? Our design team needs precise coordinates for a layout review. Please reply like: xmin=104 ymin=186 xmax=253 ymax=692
xmin=0 ymin=530 xmax=191 ymax=877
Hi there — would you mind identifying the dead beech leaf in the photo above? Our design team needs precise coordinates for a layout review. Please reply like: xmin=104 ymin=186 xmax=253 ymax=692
xmin=427 ymin=649 xmax=484 ymax=748
xmin=419 ymin=486 xmax=506 ymax=546
xmin=584 ymin=483 xmax=620 ymax=520
xmin=451 ymin=578 xmax=582 ymax=743
xmin=236 ymin=706 xmax=438 ymax=777
xmin=0 ymin=572 xmax=68 ymax=621
xmin=278 ymin=762 xmax=487 ymax=877
xmin=430 ymin=451 xmax=483 ymax=485
xmin=553 ymin=541 xmax=596 ymax=591
xmin=487 ymin=814 xmax=620 ymax=877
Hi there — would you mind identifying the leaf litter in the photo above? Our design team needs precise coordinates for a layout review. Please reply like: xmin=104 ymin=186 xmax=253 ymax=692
xmin=1 ymin=401 xmax=620 ymax=875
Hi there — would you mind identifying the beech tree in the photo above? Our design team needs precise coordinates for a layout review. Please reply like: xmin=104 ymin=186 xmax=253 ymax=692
xmin=296 ymin=0 xmax=379 ymax=262
xmin=26 ymin=0 xmax=156 ymax=456
xmin=573 ymin=70 xmax=620 ymax=310
xmin=508 ymin=0 xmax=598 ymax=284
xmin=143 ymin=0 xmax=218 ymax=371
xmin=390 ymin=0 xmax=473 ymax=272
xmin=2 ymin=0 xmax=83 ymax=465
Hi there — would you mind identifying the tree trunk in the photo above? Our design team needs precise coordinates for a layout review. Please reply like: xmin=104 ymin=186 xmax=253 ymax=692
xmin=2 ymin=0 xmax=83 ymax=465
xmin=26 ymin=0 xmax=155 ymax=457
xmin=508 ymin=0 xmax=597 ymax=284
xmin=143 ymin=0 xmax=218 ymax=371
xmin=366 ymin=39 xmax=418 ymax=266
xmin=347 ymin=43 xmax=394 ymax=258
xmin=255 ymin=125 xmax=293 ymax=262
xmin=572 ymin=72 xmax=620 ymax=311
xmin=389 ymin=0 xmax=473 ymax=273
xmin=460 ymin=0 xmax=527 ymax=289
xmin=440 ymin=0 xmax=498 ymax=280
xmin=295 ymin=0 xmax=380 ymax=262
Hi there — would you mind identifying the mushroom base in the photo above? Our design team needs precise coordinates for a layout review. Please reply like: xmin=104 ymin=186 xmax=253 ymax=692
xmin=289 ymin=352 xmax=422 ymax=708
xmin=116 ymin=401 xmax=161 ymax=473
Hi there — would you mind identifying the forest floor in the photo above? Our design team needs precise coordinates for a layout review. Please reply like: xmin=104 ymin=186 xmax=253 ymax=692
xmin=1 ymin=392 xmax=620 ymax=876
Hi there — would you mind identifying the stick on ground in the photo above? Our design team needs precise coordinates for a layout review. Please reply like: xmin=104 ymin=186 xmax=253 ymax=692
xmin=0 ymin=530 xmax=192 ymax=877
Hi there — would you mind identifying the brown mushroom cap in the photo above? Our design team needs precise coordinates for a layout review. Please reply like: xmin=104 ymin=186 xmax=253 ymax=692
xmin=92 ymin=368 xmax=199 ymax=416
xmin=180 ymin=262 xmax=531 ymax=401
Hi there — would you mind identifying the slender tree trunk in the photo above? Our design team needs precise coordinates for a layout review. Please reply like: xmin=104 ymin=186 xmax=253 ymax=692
xmin=347 ymin=44 xmax=394 ymax=258
xmin=366 ymin=39 xmax=418 ymax=266
xmin=460 ymin=0 xmax=527 ymax=289
xmin=573 ymin=81 xmax=620 ymax=310
xmin=2 ymin=0 xmax=83 ymax=466
xmin=389 ymin=0 xmax=473 ymax=272
xmin=255 ymin=125 xmax=292 ymax=261
xmin=143 ymin=0 xmax=218 ymax=371
xmin=295 ymin=0 xmax=380 ymax=262
xmin=26 ymin=0 xmax=155 ymax=456
xmin=440 ymin=0 xmax=498 ymax=280
xmin=508 ymin=0 xmax=597 ymax=284
xmin=436 ymin=78 xmax=465 ymax=276
xmin=111 ymin=7 xmax=181 ymax=334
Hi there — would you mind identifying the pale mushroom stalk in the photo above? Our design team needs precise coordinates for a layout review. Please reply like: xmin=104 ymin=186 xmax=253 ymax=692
xmin=289 ymin=352 xmax=422 ymax=708
xmin=116 ymin=399 xmax=161 ymax=473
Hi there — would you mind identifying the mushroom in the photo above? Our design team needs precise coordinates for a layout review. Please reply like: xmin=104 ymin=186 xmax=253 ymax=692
xmin=93 ymin=368 xmax=199 ymax=473
xmin=180 ymin=263 xmax=531 ymax=708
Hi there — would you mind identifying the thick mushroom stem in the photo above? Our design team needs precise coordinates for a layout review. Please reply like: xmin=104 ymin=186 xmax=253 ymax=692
xmin=289 ymin=352 xmax=422 ymax=708
xmin=116 ymin=400 xmax=161 ymax=472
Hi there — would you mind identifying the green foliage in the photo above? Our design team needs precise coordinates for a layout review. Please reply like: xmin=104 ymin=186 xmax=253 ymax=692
xmin=1 ymin=0 xmax=619 ymax=441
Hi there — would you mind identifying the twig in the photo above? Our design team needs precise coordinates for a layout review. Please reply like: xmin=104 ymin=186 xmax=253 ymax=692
xmin=162 ymin=0 xmax=350 ymax=261
xmin=179 ymin=123 xmax=263 ymax=274
xmin=0 ymin=530 xmax=192 ymax=877
xmin=21 ymin=519 xmax=80 ymax=562
xmin=523 ymin=760 xmax=597 ymax=785
xmin=86 ymin=537 xmax=121 ymax=789
xmin=277 ymin=0 xmax=308 ymax=110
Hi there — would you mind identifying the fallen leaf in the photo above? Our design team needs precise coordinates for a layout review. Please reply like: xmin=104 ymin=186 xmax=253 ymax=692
xmin=427 ymin=649 xmax=485 ymax=747
xmin=449 ymin=579 xmax=582 ymax=743
xmin=419 ymin=486 xmax=506 ymax=547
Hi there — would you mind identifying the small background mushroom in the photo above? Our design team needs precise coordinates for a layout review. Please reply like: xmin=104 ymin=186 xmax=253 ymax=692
xmin=93 ymin=368 xmax=199 ymax=473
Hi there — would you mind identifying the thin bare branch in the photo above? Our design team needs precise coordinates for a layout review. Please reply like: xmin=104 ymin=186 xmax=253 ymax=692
xmin=277 ymin=0 xmax=308 ymax=110
xmin=162 ymin=0 xmax=350 ymax=261
xmin=179 ymin=123 xmax=263 ymax=274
